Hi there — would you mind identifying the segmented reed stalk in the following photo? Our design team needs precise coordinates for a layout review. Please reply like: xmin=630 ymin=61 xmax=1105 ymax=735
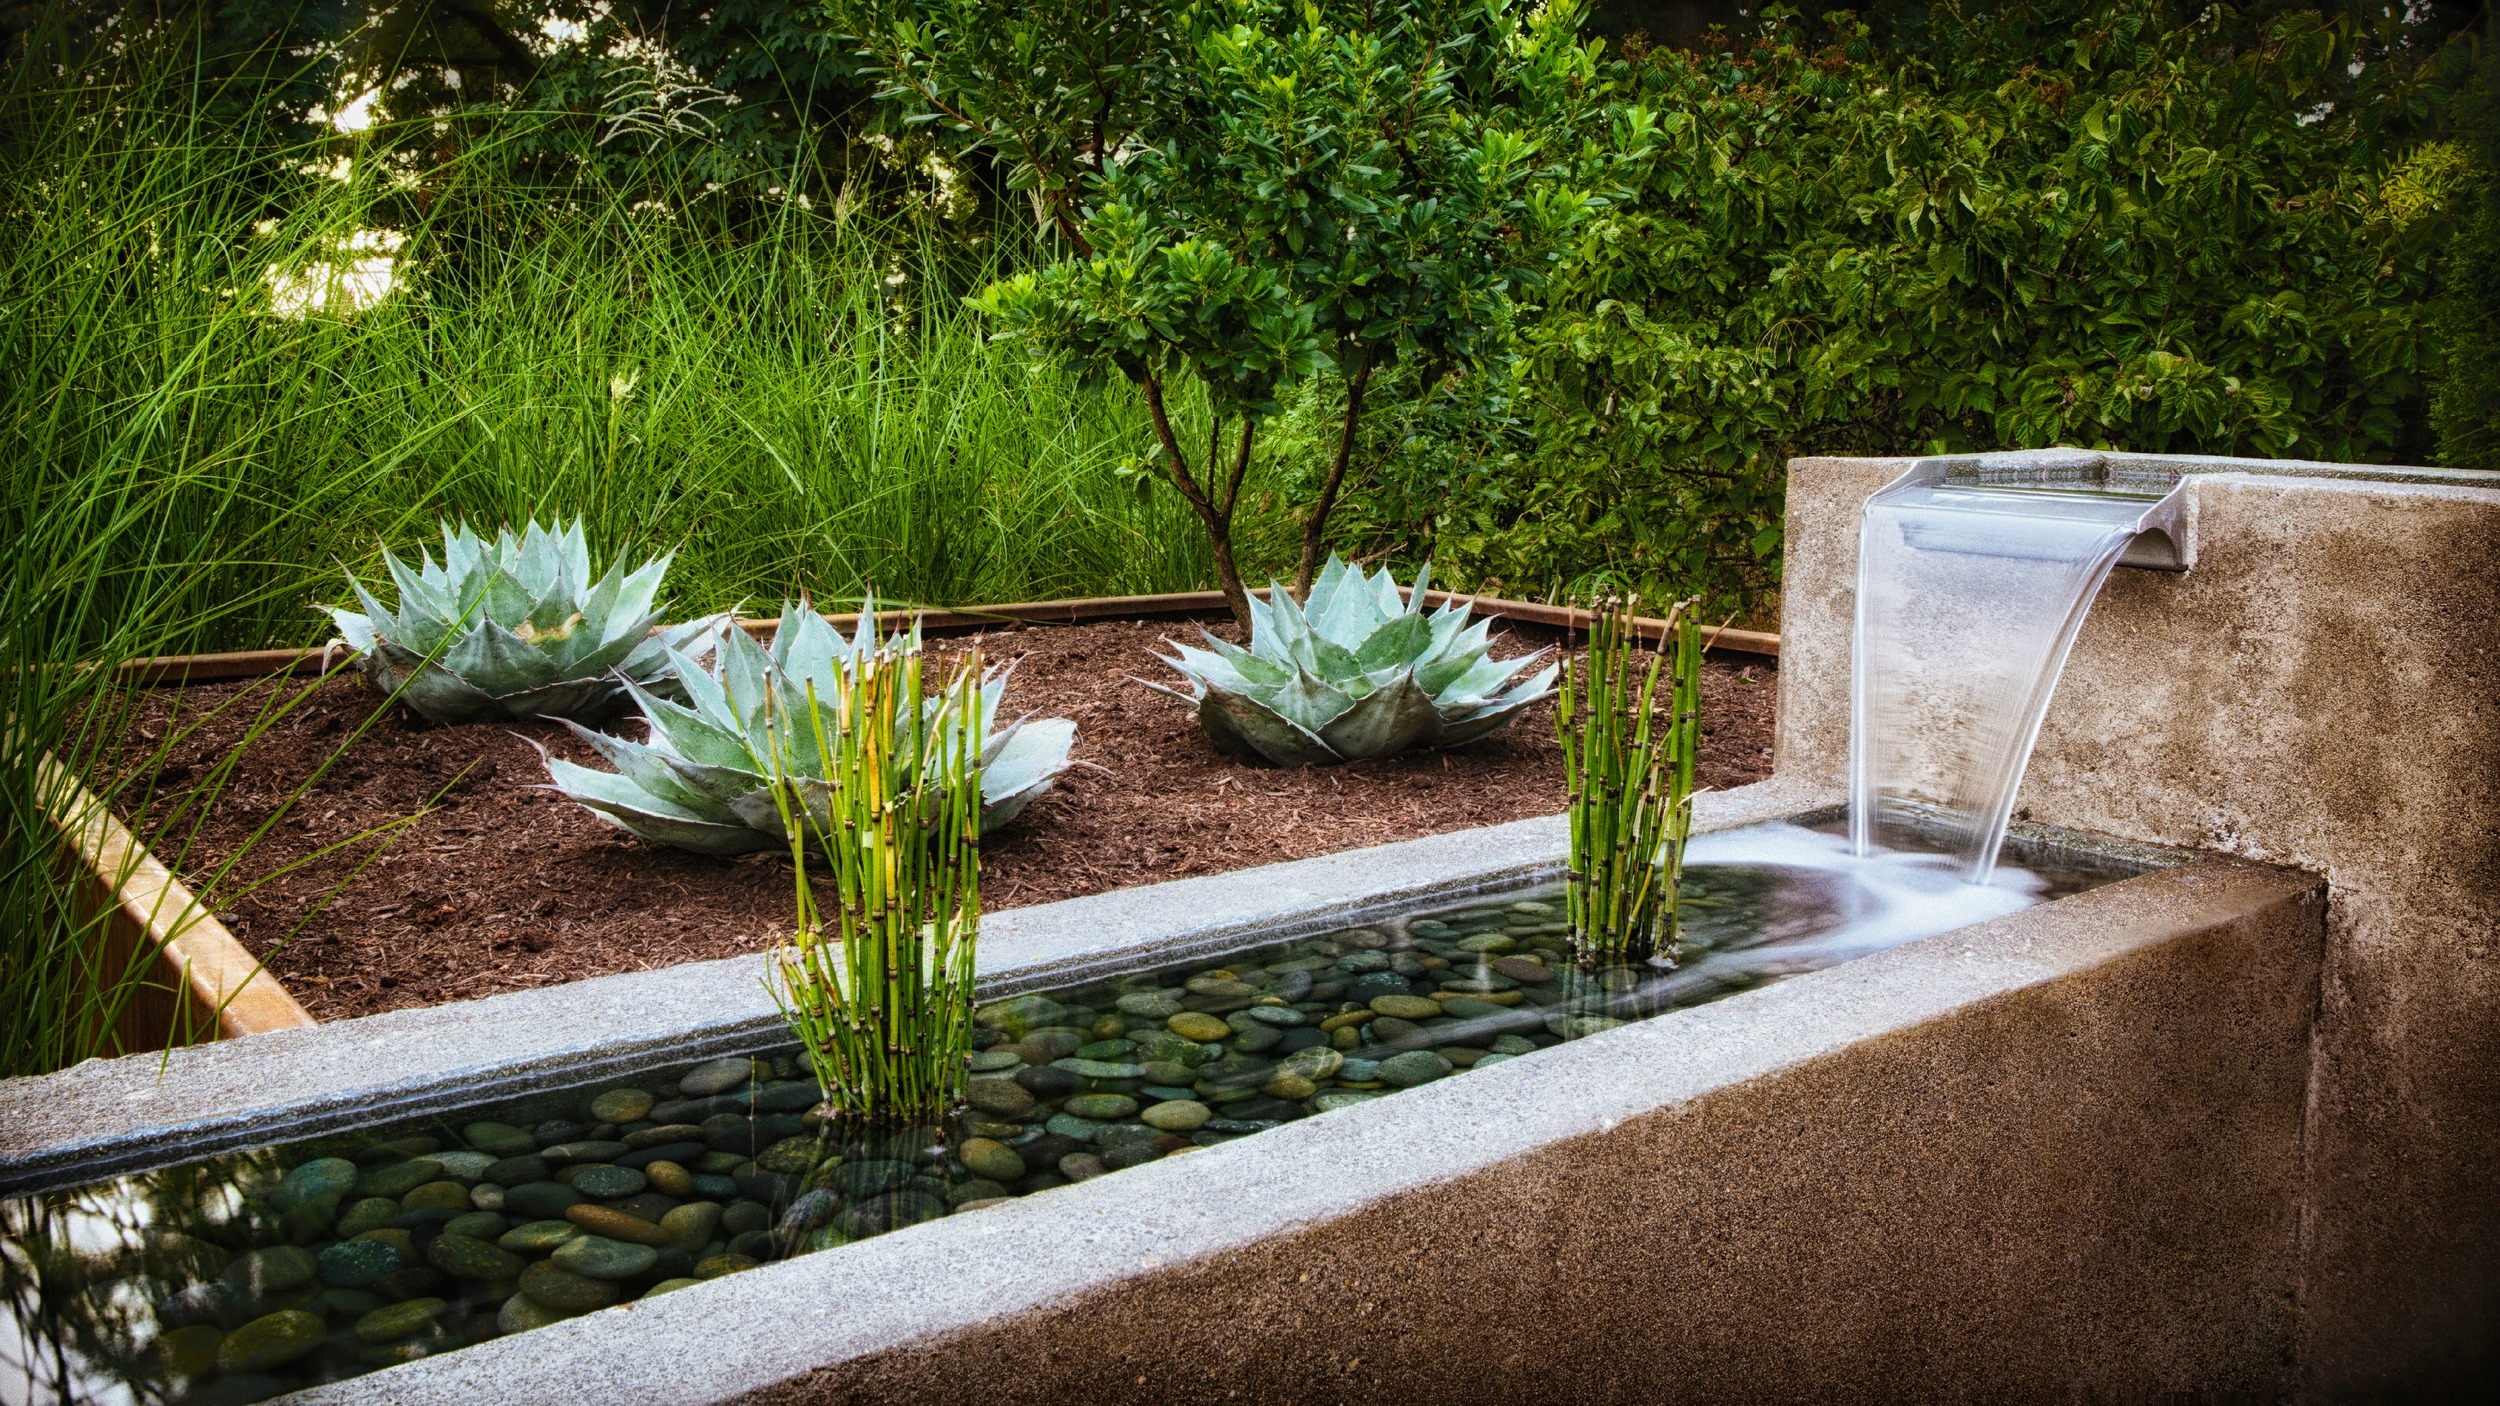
xmin=763 ymin=642 xmax=983 ymax=1129
xmin=1558 ymin=596 xmax=1703 ymax=966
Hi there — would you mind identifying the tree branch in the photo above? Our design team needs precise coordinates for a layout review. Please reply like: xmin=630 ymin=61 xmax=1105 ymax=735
xmin=1294 ymin=357 xmax=1374 ymax=599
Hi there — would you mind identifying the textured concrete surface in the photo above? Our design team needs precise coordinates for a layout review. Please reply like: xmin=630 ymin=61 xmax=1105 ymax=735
xmin=284 ymin=855 xmax=2318 ymax=1406
xmin=1780 ymin=450 xmax=2500 ymax=1397
xmin=0 ymin=778 xmax=1832 ymax=1194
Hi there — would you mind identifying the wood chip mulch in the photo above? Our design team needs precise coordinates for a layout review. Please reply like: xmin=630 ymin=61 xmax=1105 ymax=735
xmin=112 ymin=617 xmax=1777 ymax=1022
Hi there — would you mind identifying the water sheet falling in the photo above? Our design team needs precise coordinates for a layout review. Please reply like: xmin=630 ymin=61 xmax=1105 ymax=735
xmin=1850 ymin=457 xmax=2186 ymax=881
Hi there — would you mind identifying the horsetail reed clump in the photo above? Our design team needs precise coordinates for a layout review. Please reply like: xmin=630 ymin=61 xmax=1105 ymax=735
xmin=763 ymin=640 xmax=985 ymax=1130
xmin=1557 ymin=596 xmax=1703 ymax=967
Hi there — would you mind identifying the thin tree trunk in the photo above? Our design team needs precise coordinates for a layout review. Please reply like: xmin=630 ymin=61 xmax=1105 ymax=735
xmin=1294 ymin=359 xmax=1373 ymax=600
xmin=1139 ymin=372 xmax=1254 ymax=630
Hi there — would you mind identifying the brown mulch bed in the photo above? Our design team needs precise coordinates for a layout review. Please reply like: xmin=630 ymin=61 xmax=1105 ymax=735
xmin=112 ymin=617 xmax=1776 ymax=1021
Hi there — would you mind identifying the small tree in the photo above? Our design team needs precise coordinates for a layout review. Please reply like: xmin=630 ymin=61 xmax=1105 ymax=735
xmin=832 ymin=0 xmax=1607 ymax=626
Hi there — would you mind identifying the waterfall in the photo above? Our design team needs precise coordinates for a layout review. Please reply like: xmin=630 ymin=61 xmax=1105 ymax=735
xmin=1849 ymin=458 xmax=2184 ymax=881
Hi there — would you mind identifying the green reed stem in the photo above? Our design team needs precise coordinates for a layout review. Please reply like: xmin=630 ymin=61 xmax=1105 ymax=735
xmin=761 ymin=644 xmax=983 ymax=1129
xmin=1559 ymin=595 xmax=1703 ymax=967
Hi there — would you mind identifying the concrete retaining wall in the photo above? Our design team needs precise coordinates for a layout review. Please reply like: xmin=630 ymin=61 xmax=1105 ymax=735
xmin=1778 ymin=450 xmax=2500 ymax=1397
xmin=297 ymin=851 xmax=2321 ymax=1405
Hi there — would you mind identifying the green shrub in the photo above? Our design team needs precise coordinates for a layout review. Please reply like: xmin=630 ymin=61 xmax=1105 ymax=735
xmin=1335 ymin=1 xmax=2466 ymax=618
xmin=2434 ymin=40 xmax=2500 ymax=468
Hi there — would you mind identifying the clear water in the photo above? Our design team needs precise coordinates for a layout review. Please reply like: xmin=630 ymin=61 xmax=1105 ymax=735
xmin=0 ymin=824 xmax=2129 ymax=1405
xmin=1850 ymin=481 xmax=2159 ymax=881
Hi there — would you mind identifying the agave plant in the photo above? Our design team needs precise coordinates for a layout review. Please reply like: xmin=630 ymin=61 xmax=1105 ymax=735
xmin=543 ymin=601 xmax=1078 ymax=853
xmin=324 ymin=518 xmax=728 ymax=725
xmin=1148 ymin=556 xmax=1557 ymax=765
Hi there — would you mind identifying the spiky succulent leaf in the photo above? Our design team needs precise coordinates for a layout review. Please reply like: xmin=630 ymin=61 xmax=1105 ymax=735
xmin=1155 ymin=554 xmax=1556 ymax=764
xmin=545 ymin=598 xmax=1080 ymax=854
xmin=323 ymin=517 xmax=723 ymax=725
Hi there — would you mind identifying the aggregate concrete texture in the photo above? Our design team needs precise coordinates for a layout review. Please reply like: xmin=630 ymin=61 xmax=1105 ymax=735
xmin=1780 ymin=450 xmax=2500 ymax=1397
xmin=295 ymin=854 xmax=2319 ymax=1406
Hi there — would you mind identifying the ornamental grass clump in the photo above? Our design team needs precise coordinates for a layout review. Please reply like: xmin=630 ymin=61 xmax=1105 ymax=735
xmin=1147 ymin=556 xmax=1556 ymax=765
xmin=324 ymin=519 xmax=729 ymax=725
xmin=764 ymin=642 xmax=984 ymax=1129
xmin=544 ymin=601 xmax=1076 ymax=852
xmin=1558 ymin=596 xmax=1702 ymax=967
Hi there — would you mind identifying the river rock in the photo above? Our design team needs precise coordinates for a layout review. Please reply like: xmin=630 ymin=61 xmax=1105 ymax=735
xmin=1014 ymin=1064 xmax=1084 ymax=1099
xmin=975 ymin=993 xmax=1069 ymax=1037
xmin=565 ymin=1205 xmax=678 ymax=1247
xmin=214 ymin=1310 xmax=324 ymax=1372
xmin=1194 ymin=1055 xmax=1276 ymax=1089
xmin=624 ymin=1123 xmax=708 ymax=1151
xmin=1258 ymin=1073 xmax=1318 ymax=1101
xmin=331 ymin=1196 xmax=400 ymax=1239
xmin=1165 ymin=1012 xmax=1231 ymax=1042
xmin=695 ymin=1252 xmax=759 ymax=1278
xmin=428 ymin=1150 xmax=497 ymax=1182
xmin=1043 ymin=1113 xmax=1103 ymax=1143
xmin=1242 ymin=1005 xmax=1304 ymax=1027
xmin=1115 ymin=991 xmax=1184 ymax=1019
xmin=1058 ymin=1153 xmax=1105 ymax=1182
xmin=660 ymin=1201 xmax=723 ymax=1252
xmin=353 ymin=1297 xmax=446 ymax=1345
xmin=316 ymin=1239 xmax=404 ymax=1290
xmin=964 ymin=1077 xmax=1036 ymax=1118
xmin=824 ymin=1158 xmax=907 ymax=1198
xmin=497 ymin=1219 xmax=581 ymax=1253
xmin=1063 ymin=1093 xmax=1138 ymax=1121
xmin=966 ymin=1050 xmax=1025 ymax=1073
xmin=958 ymin=1138 xmax=1027 ymax=1183
xmin=645 ymin=1160 xmax=695 ymax=1197
xmin=502 ymin=1182 xmax=584 ymax=1220
xmin=840 ymin=1190 xmax=947 ymax=1238
xmin=1376 ymin=1050 xmax=1452 ymax=1087
xmin=553 ymin=1235 xmax=659 ymax=1281
xmin=444 ymin=1210 xmax=509 ymax=1241
xmin=520 ymin=1261 xmax=623 ymax=1312
xmin=1140 ymin=1099 xmax=1211 ymax=1131
xmin=399 ymin=1179 xmax=471 ymax=1213
xmin=497 ymin=1292 xmax=573 ymax=1334
xmin=568 ymin=1165 xmax=647 ymax=1200
xmin=1051 ymin=1057 xmax=1145 ymax=1084
xmin=1490 ymin=956 xmax=1554 ymax=984
xmin=1100 ymin=1140 xmax=1164 ymax=1171
xmin=743 ymin=1138 xmax=811 ymax=1177
xmin=678 ymin=1057 xmax=764 ymax=1098
xmin=461 ymin=1122 xmax=537 ymax=1158
xmin=1276 ymin=1046 xmax=1345 ymax=1081
xmin=589 ymin=1088 xmax=656 ymax=1124
xmin=273 ymin=1157 xmax=359 ymax=1210
xmin=755 ymin=1079 xmax=822 ymax=1113
xmin=354 ymin=1159 xmax=445 ymax=1200
xmin=1309 ymin=1090 xmax=1385 ymax=1113
xmin=1270 ymin=970 xmax=1315 ymax=1003
xmin=220 ymin=1246 xmax=316 ymax=1295
xmin=1368 ymin=994 xmax=1441 ymax=1020
xmin=541 ymin=1140 xmax=630 ymax=1166
xmin=424 ymin=1234 xmax=522 ymax=1282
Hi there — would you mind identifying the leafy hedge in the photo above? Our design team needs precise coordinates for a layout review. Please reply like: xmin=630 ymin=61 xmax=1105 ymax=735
xmin=1332 ymin=2 xmax=2469 ymax=618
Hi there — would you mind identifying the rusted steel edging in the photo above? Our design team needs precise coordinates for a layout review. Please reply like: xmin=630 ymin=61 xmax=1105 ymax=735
xmin=38 ymin=754 xmax=317 ymax=1048
xmin=114 ymin=589 xmax=1780 ymax=685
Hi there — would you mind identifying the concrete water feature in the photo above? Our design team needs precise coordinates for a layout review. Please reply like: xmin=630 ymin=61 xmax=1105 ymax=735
xmin=0 ymin=448 xmax=2488 ymax=1401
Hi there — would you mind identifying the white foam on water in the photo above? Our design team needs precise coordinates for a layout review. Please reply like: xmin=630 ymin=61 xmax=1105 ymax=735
xmin=1675 ymin=822 xmax=2049 ymax=981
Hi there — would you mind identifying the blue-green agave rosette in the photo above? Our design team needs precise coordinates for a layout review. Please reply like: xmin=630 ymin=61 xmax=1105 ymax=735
xmin=1147 ymin=556 xmax=1557 ymax=765
xmin=324 ymin=519 xmax=728 ymax=725
xmin=542 ymin=601 xmax=1080 ymax=854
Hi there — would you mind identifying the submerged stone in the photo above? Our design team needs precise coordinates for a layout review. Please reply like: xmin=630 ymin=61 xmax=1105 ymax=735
xmin=214 ymin=1310 xmax=324 ymax=1372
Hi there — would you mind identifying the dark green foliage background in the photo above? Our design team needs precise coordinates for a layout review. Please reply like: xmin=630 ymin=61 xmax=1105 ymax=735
xmin=1318 ymin=2 xmax=2477 ymax=619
